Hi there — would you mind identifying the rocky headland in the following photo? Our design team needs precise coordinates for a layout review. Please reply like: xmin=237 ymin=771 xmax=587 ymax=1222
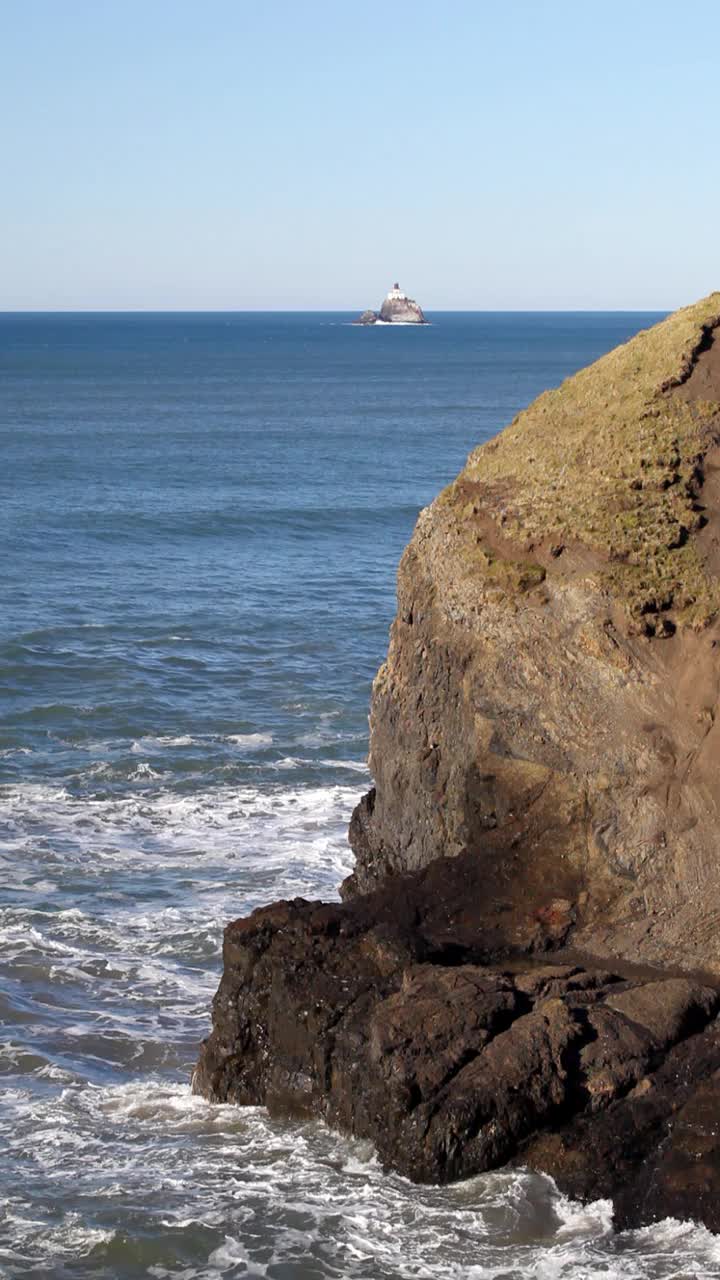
xmin=195 ymin=294 xmax=720 ymax=1232
xmin=355 ymin=283 xmax=427 ymax=325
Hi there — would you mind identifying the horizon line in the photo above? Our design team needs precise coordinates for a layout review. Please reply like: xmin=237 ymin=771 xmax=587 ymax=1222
xmin=0 ymin=306 xmax=671 ymax=316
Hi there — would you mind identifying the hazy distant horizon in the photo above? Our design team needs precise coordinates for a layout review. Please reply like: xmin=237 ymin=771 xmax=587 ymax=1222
xmin=0 ymin=305 xmax=671 ymax=315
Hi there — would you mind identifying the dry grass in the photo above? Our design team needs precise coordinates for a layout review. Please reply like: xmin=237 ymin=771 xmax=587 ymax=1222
xmin=444 ymin=293 xmax=720 ymax=631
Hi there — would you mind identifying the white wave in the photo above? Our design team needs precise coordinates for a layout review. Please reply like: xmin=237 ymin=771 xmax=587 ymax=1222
xmin=207 ymin=1237 xmax=269 ymax=1273
xmin=88 ymin=730 xmax=275 ymax=755
xmin=270 ymin=755 xmax=303 ymax=770
xmin=323 ymin=758 xmax=369 ymax=773
xmin=225 ymin=732 xmax=273 ymax=749
xmin=91 ymin=1081 xmax=246 ymax=1127
xmin=0 ymin=777 xmax=360 ymax=872
xmin=552 ymin=1184 xmax=614 ymax=1237
xmin=369 ymin=319 xmax=432 ymax=327
xmin=3 ymin=1074 xmax=720 ymax=1278
xmin=35 ymin=1063 xmax=84 ymax=1084
xmin=628 ymin=1215 xmax=720 ymax=1262
xmin=128 ymin=761 xmax=165 ymax=780
xmin=131 ymin=734 xmax=197 ymax=750
xmin=84 ymin=760 xmax=113 ymax=777
xmin=6 ymin=772 xmax=716 ymax=1279
xmin=0 ymin=779 xmax=362 ymax=1006
xmin=295 ymin=728 xmax=338 ymax=747
xmin=0 ymin=1210 xmax=114 ymax=1267
xmin=268 ymin=755 xmax=369 ymax=775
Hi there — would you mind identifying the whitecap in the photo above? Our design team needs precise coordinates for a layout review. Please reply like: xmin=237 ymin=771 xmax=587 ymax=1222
xmin=320 ymin=758 xmax=369 ymax=773
xmin=128 ymin=762 xmax=164 ymax=780
xmin=550 ymin=1185 xmax=614 ymax=1239
xmin=225 ymin=732 xmax=273 ymax=749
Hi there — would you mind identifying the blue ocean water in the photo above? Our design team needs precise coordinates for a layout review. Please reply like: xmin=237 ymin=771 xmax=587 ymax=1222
xmin=3 ymin=311 xmax=719 ymax=1279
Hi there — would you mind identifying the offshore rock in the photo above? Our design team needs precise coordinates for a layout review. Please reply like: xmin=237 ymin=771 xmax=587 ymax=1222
xmin=354 ymin=283 xmax=427 ymax=325
xmin=197 ymin=294 xmax=720 ymax=1232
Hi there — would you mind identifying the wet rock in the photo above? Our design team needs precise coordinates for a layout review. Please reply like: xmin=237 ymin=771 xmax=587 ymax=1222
xmin=614 ymin=1066 xmax=720 ymax=1231
xmin=603 ymin=978 xmax=718 ymax=1046
xmin=194 ymin=882 xmax=720 ymax=1226
xmin=521 ymin=1021 xmax=720 ymax=1231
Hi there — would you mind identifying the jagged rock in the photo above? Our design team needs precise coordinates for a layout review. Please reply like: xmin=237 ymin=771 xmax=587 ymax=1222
xmin=616 ymin=1065 xmax=720 ymax=1231
xmin=193 ymin=885 xmax=720 ymax=1224
xmin=520 ymin=1021 xmax=720 ymax=1231
xmin=354 ymin=283 xmax=427 ymax=325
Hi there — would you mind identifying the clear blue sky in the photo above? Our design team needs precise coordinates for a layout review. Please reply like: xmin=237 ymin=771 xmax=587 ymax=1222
xmin=2 ymin=0 xmax=717 ymax=310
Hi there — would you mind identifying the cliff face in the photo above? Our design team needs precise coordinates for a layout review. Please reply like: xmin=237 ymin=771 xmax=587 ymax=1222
xmin=347 ymin=294 xmax=720 ymax=975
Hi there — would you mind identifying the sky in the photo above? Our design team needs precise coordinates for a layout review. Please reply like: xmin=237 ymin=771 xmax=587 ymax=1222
xmin=1 ymin=0 xmax=718 ymax=310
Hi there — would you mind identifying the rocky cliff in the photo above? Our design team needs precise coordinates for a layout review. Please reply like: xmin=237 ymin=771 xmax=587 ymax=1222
xmin=195 ymin=294 xmax=720 ymax=1231
xmin=348 ymin=292 xmax=720 ymax=974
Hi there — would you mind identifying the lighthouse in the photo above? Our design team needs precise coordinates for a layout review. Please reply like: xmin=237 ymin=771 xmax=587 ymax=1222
xmin=353 ymin=282 xmax=428 ymax=325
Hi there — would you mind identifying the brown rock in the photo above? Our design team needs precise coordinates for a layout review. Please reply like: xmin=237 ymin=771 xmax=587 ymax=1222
xmin=194 ymin=881 xmax=720 ymax=1223
xmin=347 ymin=295 xmax=720 ymax=976
xmin=196 ymin=295 xmax=720 ymax=1234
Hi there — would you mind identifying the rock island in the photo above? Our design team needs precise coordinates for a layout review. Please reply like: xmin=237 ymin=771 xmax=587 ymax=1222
xmin=355 ymin=282 xmax=427 ymax=325
xmin=195 ymin=293 xmax=720 ymax=1234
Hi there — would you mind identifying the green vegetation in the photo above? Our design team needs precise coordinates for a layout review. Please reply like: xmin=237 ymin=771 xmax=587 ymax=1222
xmin=462 ymin=542 xmax=547 ymax=594
xmin=446 ymin=293 xmax=720 ymax=630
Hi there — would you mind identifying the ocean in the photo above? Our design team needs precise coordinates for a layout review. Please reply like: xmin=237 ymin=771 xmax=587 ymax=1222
xmin=3 ymin=311 xmax=719 ymax=1279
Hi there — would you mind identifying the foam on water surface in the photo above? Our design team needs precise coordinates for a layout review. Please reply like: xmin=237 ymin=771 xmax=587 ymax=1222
xmin=2 ymin=770 xmax=719 ymax=1278
xmin=4 ymin=1075 xmax=720 ymax=1278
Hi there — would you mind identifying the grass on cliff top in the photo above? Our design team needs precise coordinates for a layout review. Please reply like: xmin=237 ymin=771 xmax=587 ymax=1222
xmin=449 ymin=292 xmax=720 ymax=630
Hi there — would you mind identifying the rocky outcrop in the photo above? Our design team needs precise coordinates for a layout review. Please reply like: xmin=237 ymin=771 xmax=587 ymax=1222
xmin=194 ymin=881 xmax=720 ymax=1228
xmin=196 ymin=294 xmax=720 ymax=1232
xmin=347 ymin=293 xmax=720 ymax=975
xmin=354 ymin=283 xmax=427 ymax=325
